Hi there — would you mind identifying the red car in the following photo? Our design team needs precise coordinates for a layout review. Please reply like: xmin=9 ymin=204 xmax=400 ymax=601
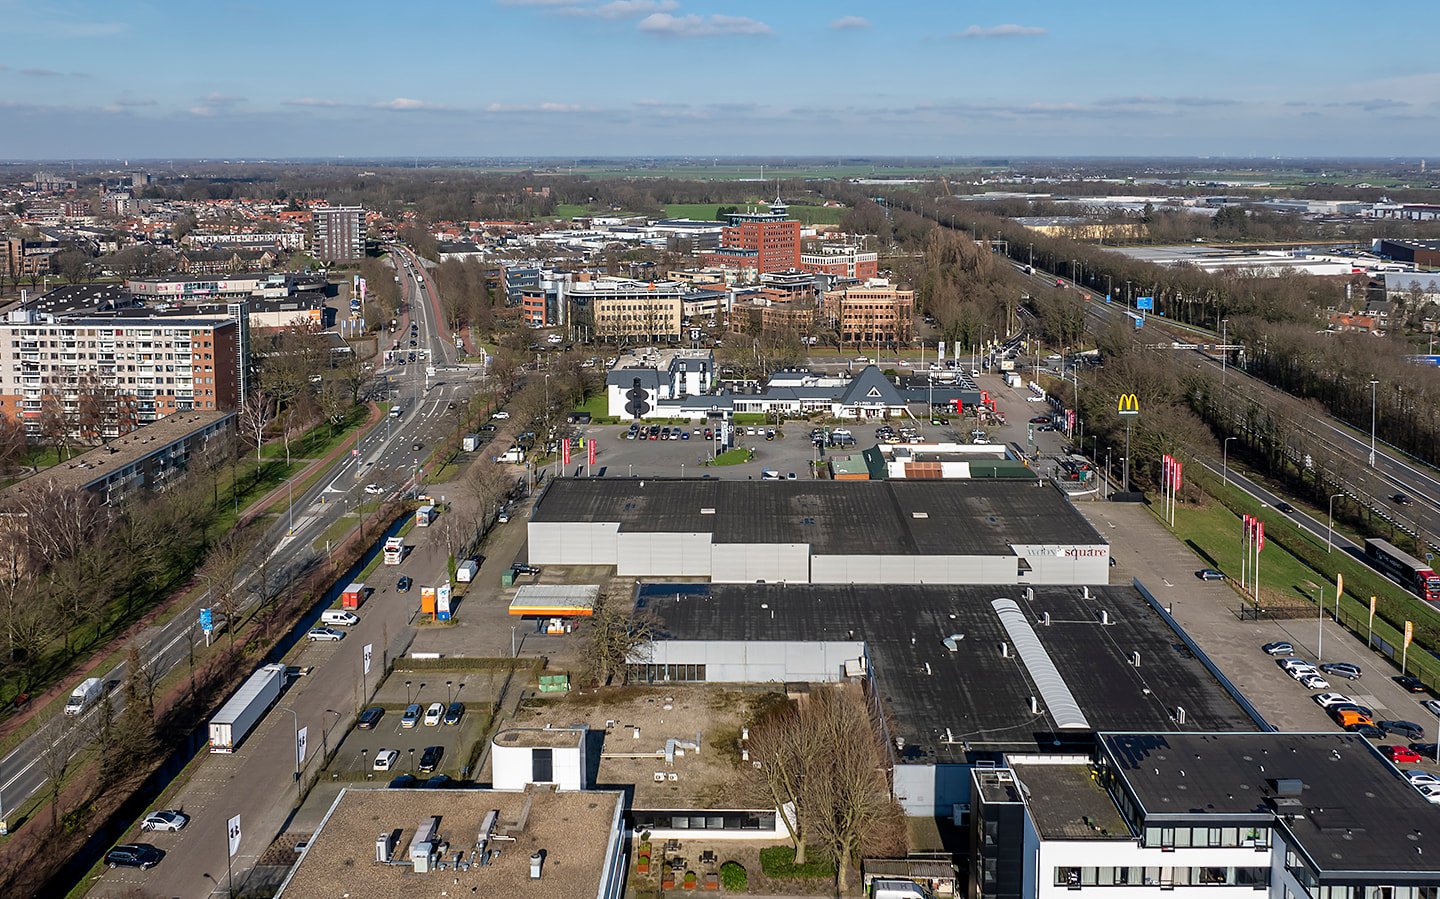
xmin=1383 ymin=745 xmax=1423 ymax=764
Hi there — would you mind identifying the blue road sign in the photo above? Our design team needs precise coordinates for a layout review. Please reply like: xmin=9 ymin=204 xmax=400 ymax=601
xmin=199 ymin=608 xmax=214 ymax=632
xmin=1105 ymin=294 xmax=1112 ymax=303
xmin=1134 ymin=315 xmax=1144 ymax=329
xmin=1136 ymin=296 xmax=1154 ymax=311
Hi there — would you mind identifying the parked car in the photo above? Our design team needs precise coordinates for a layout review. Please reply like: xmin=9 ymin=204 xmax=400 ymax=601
xmin=491 ymin=411 xmax=510 ymax=420
xmin=1421 ymin=699 xmax=1440 ymax=717
xmin=511 ymin=563 xmax=540 ymax=576
xmin=358 ymin=707 xmax=384 ymax=730
xmin=443 ymin=702 xmax=464 ymax=726
xmin=372 ymin=748 xmax=400 ymax=771
xmin=364 ymin=483 xmax=385 ymax=495
xmin=401 ymin=703 xmax=422 ymax=728
xmin=1395 ymin=675 xmax=1428 ymax=693
xmin=418 ymin=745 xmax=444 ymax=773
xmin=1195 ymin=569 xmax=1225 ymax=581
xmin=1405 ymin=770 xmax=1440 ymax=787
xmin=388 ymin=774 xmax=418 ymax=789
xmin=140 ymin=810 xmax=189 ymax=832
xmin=306 ymin=627 xmax=345 ymax=642
xmin=1320 ymin=662 xmax=1362 ymax=680
xmin=1381 ymin=720 xmax=1426 ymax=741
xmin=1332 ymin=703 xmax=1376 ymax=720
xmin=1385 ymin=745 xmax=1424 ymax=764
xmin=1029 ymin=416 xmax=1050 ymax=425
xmin=106 ymin=844 xmax=163 ymax=870
xmin=497 ymin=509 xmax=511 ymax=523
xmin=1262 ymin=641 xmax=1294 ymax=655
xmin=1313 ymin=693 xmax=1353 ymax=708
xmin=1346 ymin=723 xmax=1388 ymax=738
xmin=1417 ymin=784 xmax=1440 ymax=805
xmin=423 ymin=774 xmax=452 ymax=789
xmin=423 ymin=702 xmax=444 ymax=726
xmin=1298 ymin=673 xmax=1330 ymax=690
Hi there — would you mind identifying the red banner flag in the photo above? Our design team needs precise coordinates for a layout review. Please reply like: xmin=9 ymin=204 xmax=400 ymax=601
xmin=1256 ymin=520 xmax=1265 ymax=551
xmin=562 ymin=439 xmax=571 ymax=466
xmin=588 ymin=438 xmax=596 ymax=466
xmin=1173 ymin=460 xmax=1182 ymax=491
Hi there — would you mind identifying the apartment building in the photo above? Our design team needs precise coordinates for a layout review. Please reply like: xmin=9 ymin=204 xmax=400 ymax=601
xmin=0 ymin=310 xmax=243 ymax=436
xmin=311 ymin=205 xmax=365 ymax=261
xmin=572 ymin=278 xmax=684 ymax=343
xmin=801 ymin=243 xmax=879 ymax=280
xmin=2 ymin=237 xmax=63 ymax=279
xmin=821 ymin=278 xmax=915 ymax=346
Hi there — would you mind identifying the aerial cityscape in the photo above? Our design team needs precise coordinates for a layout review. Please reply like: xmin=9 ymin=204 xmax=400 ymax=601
xmin=4 ymin=2 xmax=1440 ymax=898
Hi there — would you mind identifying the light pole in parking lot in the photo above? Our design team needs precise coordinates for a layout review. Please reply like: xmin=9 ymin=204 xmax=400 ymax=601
xmin=280 ymin=708 xmax=301 ymax=803
xmin=1223 ymin=437 xmax=1237 ymax=487
xmin=322 ymin=709 xmax=341 ymax=766
xmin=1327 ymin=493 xmax=1345 ymax=553
xmin=404 ymin=680 xmax=413 ymax=705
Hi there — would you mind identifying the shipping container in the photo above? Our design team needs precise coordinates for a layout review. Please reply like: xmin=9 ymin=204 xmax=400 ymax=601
xmin=208 ymin=664 xmax=285 ymax=753
xmin=341 ymin=582 xmax=367 ymax=610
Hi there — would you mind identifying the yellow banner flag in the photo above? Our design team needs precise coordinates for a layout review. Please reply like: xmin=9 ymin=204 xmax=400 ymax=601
xmin=1336 ymin=573 xmax=1344 ymax=598
xmin=1406 ymin=620 xmax=1415 ymax=648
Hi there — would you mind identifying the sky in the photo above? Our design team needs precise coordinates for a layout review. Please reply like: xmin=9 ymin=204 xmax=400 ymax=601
xmin=3 ymin=0 xmax=1440 ymax=160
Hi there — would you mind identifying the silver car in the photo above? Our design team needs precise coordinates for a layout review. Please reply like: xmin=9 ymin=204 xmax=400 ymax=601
xmin=141 ymin=810 xmax=189 ymax=832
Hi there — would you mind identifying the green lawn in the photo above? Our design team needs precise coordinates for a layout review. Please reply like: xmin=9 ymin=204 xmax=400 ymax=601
xmin=573 ymin=393 xmax=609 ymax=419
xmin=758 ymin=846 xmax=834 ymax=879
xmin=787 ymin=204 xmax=845 ymax=225
xmin=553 ymin=204 xmax=592 ymax=220
xmin=711 ymin=448 xmax=751 ymax=466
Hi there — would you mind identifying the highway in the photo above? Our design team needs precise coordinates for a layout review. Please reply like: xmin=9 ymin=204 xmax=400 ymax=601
xmin=0 ymin=249 xmax=478 ymax=874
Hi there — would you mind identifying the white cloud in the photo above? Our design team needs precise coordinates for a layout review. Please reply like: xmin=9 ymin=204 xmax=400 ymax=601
xmin=955 ymin=23 xmax=1047 ymax=39
xmin=495 ymin=0 xmax=571 ymax=5
xmin=637 ymin=12 xmax=771 ymax=37
xmin=283 ymin=97 xmax=348 ymax=108
xmin=485 ymin=101 xmax=583 ymax=113
xmin=830 ymin=15 xmax=870 ymax=30
xmin=375 ymin=97 xmax=446 ymax=110
xmin=559 ymin=0 xmax=678 ymax=18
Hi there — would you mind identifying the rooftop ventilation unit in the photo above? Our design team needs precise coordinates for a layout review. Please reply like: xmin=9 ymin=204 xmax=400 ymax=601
xmin=942 ymin=634 xmax=964 ymax=652
xmin=530 ymin=851 xmax=545 ymax=879
xmin=376 ymin=831 xmax=397 ymax=863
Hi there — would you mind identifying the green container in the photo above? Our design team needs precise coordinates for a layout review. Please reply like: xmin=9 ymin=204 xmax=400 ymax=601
xmin=538 ymin=674 xmax=570 ymax=693
xmin=501 ymin=571 xmax=515 ymax=587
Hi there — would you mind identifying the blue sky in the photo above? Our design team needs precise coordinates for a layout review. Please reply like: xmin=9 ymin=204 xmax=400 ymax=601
xmin=3 ymin=0 xmax=1439 ymax=159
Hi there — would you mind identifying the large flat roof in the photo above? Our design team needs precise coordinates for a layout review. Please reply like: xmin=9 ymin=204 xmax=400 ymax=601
xmin=638 ymin=583 xmax=1257 ymax=759
xmin=277 ymin=786 xmax=623 ymax=899
xmin=1102 ymin=732 xmax=1440 ymax=877
xmin=534 ymin=478 xmax=1103 ymax=555
xmin=3 ymin=410 xmax=234 ymax=497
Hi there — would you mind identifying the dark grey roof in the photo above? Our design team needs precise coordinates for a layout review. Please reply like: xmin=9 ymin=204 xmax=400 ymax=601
xmin=19 ymin=284 xmax=137 ymax=316
xmin=838 ymin=365 xmax=906 ymax=407
xmin=637 ymin=583 xmax=1259 ymax=759
xmin=533 ymin=478 xmax=1103 ymax=554
xmin=1102 ymin=732 xmax=1440 ymax=877
xmin=606 ymin=369 xmax=663 ymax=390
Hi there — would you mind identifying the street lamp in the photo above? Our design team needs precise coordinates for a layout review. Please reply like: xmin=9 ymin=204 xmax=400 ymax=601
xmin=445 ymin=681 xmax=454 ymax=705
xmin=1220 ymin=319 xmax=1229 ymax=383
xmin=1369 ymin=378 xmax=1379 ymax=467
xmin=1223 ymin=436 xmax=1237 ymax=486
xmin=322 ymin=709 xmax=341 ymax=766
xmin=404 ymin=680 xmax=413 ymax=705
xmin=280 ymin=708 xmax=302 ymax=801
xmin=1327 ymin=493 xmax=1345 ymax=553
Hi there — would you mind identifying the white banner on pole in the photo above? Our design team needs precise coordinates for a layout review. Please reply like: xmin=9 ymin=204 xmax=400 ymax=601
xmin=227 ymin=814 xmax=242 ymax=858
xmin=297 ymin=726 xmax=308 ymax=768
xmin=363 ymin=643 xmax=374 ymax=676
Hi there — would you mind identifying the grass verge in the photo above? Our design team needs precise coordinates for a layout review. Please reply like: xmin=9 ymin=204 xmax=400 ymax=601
xmin=758 ymin=845 xmax=833 ymax=878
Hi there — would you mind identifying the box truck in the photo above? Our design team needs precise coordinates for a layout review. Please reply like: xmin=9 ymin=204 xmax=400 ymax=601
xmin=208 ymin=663 xmax=285 ymax=753
xmin=383 ymin=536 xmax=406 ymax=565
xmin=462 ymin=434 xmax=481 ymax=452
xmin=64 ymin=677 xmax=104 ymax=716
xmin=415 ymin=504 xmax=437 ymax=527
xmin=341 ymin=582 xmax=367 ymax=610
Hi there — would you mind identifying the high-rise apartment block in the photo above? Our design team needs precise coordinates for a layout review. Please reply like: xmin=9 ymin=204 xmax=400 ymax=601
xmin=311 ymin=206 xmax=365 ymax=262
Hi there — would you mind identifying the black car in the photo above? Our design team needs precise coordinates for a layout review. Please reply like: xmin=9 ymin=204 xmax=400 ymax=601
xmin=418 ymin=745 xmax=444 ymax=773
xmin=443 ymin=701 xmax=464 ymax=726
xmin=358 ymin=706 xmax=384 ymax=730
xmin=1380 ymin=720 xmax=1426 ymax=741
xmin=388 ymin=774 xmax=418 ymax=789
xmin=106 ymin=844 xmax=164 ymax=870
xmin=511 ymin=563 xmax=540 ymax=577
xmin=1345 ymin=723 xmax=1389 ymax=739
xmin=1275 ymin=502 xmax=1294 ymax=513
xmin=397 ymin=575 xmax=413 ymax=593
xmin=423 ymin=774 xmax=452 ymax=789
xmin=1396 ymin=675 xmax=1428 ymax=693
xmin=1393 ymin=492 xmax=1414 ymax=506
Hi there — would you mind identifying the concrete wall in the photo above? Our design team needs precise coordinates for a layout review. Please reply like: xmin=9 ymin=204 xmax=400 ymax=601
xmin=528 ymin=521 xmax=619 ymax=565
xmin=811 ymin=554 xmax=1019 ymax=584
xmin=617 ymin=531 xmax=712 ymax=577
xmin=1011 ymin=544 xmax=1110 ymax=585
xmin=642 ymin=640 xmax=863 ymax=683
xmin=710 ymin=543 xmax=811 ymax=583
xmin=491 ymin=742 xmax=585 ymax=791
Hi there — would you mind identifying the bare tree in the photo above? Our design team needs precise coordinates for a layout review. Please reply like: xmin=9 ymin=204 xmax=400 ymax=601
xmin=39 ymin=717 xmax=83 ymax=831
xmin=579 ymin=590 xmax=656 ymax=686
xmin=238 ymin=391 xmax=274 ymax=463
xmin=204 ymin=531 xmax=249 ymax=648
xmin=748 ymin=697 xmax=820 ymax=863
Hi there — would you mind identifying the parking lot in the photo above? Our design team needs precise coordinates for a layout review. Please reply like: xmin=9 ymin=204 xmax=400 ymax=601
xmin=326 ymin=673 xmax=499 ymax=783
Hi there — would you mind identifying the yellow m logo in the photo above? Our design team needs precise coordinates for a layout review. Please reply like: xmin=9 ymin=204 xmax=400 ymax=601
xmin=1117 ymin=393 xmax=1140 ymax=415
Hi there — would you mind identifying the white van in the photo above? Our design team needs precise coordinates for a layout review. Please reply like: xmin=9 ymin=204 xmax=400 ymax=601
xmin=321 ymin=610 xmax=359 ymax=627
xmin=871 ymin=879 xmax=935 ymax=899
xmin=761 ymin=469 xmax=782 ymax=480
xmin=389 ymin=406 xmax=404 ymax=419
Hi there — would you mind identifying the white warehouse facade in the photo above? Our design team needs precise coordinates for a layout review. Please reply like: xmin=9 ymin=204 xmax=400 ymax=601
xmin=526 ymin=479 xmax=1109 ymax=585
